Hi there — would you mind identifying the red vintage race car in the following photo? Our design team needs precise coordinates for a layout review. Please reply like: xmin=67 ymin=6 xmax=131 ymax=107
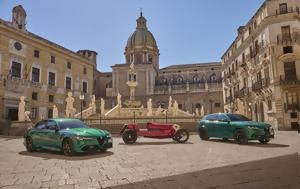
xmin=120 ymin=122 xmax=189 ymax=144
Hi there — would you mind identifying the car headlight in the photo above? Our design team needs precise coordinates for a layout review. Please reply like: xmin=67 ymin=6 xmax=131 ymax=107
xmin=247 ymin=126 xmax=258 ymax=129
xmin=106 ymin=133 xmax=112 ymax=138
xmin=75 ymin=136 xmax=94 ymax=141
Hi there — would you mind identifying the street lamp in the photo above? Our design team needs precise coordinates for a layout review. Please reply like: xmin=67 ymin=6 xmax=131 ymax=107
xmin=79 ymin=94 xmax=85 ymax=120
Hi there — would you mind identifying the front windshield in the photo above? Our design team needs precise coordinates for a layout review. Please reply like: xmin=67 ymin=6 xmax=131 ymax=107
xmin=58 ymin=120 xmax=89 ymax=130
xmin=227 ymin=114 xmax=251 ymax=122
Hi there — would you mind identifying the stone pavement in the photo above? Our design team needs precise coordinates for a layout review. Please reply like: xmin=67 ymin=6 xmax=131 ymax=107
xmin=0 ymin=131 xmax=299 ymax=189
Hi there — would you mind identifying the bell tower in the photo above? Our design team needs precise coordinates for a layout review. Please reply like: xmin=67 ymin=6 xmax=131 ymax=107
xmin=12 ymin=5 xmax=27 ymax=31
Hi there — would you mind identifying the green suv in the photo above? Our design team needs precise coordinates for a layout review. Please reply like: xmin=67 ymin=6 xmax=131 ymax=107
xmin=197 ymin=113 xmax=275 ymax=144
xmin=24 ymin=119 xmax=112 ymax=156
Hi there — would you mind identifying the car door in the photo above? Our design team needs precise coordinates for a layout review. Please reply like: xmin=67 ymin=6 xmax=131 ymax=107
xmin=217 ymin=114 xmax=232 ymax=138
xmin=204 ymin=114 xmax=219 ymax=137
xmin=32 ymin=121 xmax=47 ymax=147
xmin=44 ymin=120 xmax=61 ymax=150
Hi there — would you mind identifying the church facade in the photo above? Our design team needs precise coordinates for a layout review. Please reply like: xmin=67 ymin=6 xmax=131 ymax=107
xmin=95 ymin=13 xmax=224 ymax=114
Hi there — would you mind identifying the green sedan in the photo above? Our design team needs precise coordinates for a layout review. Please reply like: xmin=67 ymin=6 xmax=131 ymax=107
xmin=197 ymin=113 xmax=275 ymax=144
xmin=24 ymin=119 xmax=113 ymax=156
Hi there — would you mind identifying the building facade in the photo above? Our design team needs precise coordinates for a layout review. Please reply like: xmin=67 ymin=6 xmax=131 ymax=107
xmin=96 ymin=12 xmax=224 ymax=114
xmin=222 ymin=0 xmax=300 ymax=130
xmin=0 ymin=6 xmax=97 ymax=121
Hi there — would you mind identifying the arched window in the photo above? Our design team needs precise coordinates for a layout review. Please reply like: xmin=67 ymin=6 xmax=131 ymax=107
xmin=192 ymin=75 xmax=200 ymax=83
xmin=210 ymin=73 xmax=217 ymax=82
xmin=148 ymin=55 xmax=153 ymax=63
xmin=160 ymin=77 xmax=167 ymax=85
xmin=176 ymin=76 xmax=184 ymax=84
xmin=195 ymin=103 xmax=202 ymax=109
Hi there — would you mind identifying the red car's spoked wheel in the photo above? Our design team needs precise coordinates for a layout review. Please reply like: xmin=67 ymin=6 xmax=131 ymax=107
xmin=174 ymin=129 xmax=189 ymax=143
xmin=122 ymin=130 xmax=137 ymax=144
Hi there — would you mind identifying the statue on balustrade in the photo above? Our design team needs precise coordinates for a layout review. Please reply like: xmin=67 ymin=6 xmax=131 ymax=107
xmin=53 ymin=105 xmax=58 ymax=118
xmin=65 ymin=92 xmax=76 ymax=118
xmin=147 ymin=98 xmax=153 ymax=116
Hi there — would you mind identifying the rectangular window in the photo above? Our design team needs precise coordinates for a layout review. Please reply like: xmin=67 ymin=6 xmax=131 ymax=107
xmin=31 ymin=108 xmax=38 ymax=119
xmin=267 ymin=99 xmax=272 ymax=110
xmin=66 ymin=77 xmax=72 ymax=89
xmin=67 ymin=62 xmax=71 ymax=69
xmin=281 ymin=26 xmax=291 ymax=37
xmin=290 ymin=112 xmax=297 ymax=119
xmin=283 ymin=46 xmax=293 ymax=54
xmin=284 ymin=62 xmax=296 ymax=81
xmin=48 ymin=95 xmax=54 ymax=103
xmin=48 ymin=109 xmax=53 ymax=119
xmin=83 ymin=67 xmax=87 ymax=74
xmin=279 ymin=3 xmax=288 ymax=14
xmin=214 ymin=103 xmax=221 ymax=108
xmin=48 ymin=72 xmax=56 ymax=86
xmin=32 ymin=92 xmax=38 ymax=100
xmin=31 ymin=67 xmax=40 ymax=82
xmin=11 ymin=61 xmax=21 ymax=78
xmin=34 ymin=50 xmax=39 ymax=58
xmin=50 ymin=56 xmax=55 ymax=64
xmin=82 ymin=81 xmax=87 ymax=93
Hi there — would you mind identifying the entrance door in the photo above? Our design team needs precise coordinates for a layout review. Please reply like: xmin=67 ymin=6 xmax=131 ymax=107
xmin=6 ymin=108 xmax=18 ymax=121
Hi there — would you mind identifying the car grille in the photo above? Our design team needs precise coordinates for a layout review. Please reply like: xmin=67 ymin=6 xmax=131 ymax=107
xmin=97 ymin=137 xmax=105 ymax=145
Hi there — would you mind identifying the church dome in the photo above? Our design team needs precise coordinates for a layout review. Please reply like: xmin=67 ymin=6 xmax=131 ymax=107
xmin=126 ymin=12 xmax=157 ymax=49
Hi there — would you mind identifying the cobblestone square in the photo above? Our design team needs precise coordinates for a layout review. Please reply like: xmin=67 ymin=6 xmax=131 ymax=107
xmin=0 ymin=131 xmax=299 ymax=189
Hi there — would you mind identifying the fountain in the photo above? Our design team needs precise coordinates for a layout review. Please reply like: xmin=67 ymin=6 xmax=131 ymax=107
xmin=104 ymin=62 xmax=193 ymax=118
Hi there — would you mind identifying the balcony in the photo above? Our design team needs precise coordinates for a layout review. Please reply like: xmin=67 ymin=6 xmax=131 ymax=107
xmin=279 ymin=75 xmax=300 ymax=86
xmin=47 ymin=84 xmax=58 ymax=93
xmin=284 ymin=103 xmax=300 ymax=112
xmin=275 ymin=7 xmax=299 ymax=16
xmin=4 ymin=76 xmax=43 ymax=93
xmin=234 ymin=88 xmax=245 ymax=99
xmin=252 ymin=80 xmax=263 ymax=92
xmin=277 ymin=33 xmax=300 ymax=45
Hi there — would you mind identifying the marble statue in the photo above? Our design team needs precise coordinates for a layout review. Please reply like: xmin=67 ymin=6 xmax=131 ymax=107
xmin=173 ymin=100 xmax=179 ymax=116
xmin=117 ymin=93 xmax=122 ymax=108
xmin=147 ymin=98 xmax=153 ymax=116
xmin=155 ymin=105 xmax=163 ymax=116
xmin=168 ymin=96 xmax=173 ymax=111
xmin=18 ymin=96 xmax=26 ymax=121
xmin=100 ymin=98 xmax=105 ymax=115
xmin=65 ymin=92 xmax=76 ymax=118
xmin=205 ymin=80 xmax=208 ymax=90
xmin=200 ymin=106 xmax=205 ymax=116
xmin=53 ymin=105 xmax=58 ymax=118
xmin=89 ymin=95 xmax=96 ymax=114
xmin=195 ymin=108 xmax=200 ymax=116
xmin=24 ymin=111 xmax=31 ymax=121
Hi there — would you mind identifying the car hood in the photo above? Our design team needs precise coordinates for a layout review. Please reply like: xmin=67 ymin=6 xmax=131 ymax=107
xmin=61 ymin=127 xmax=109 ymax=137
xmin=231 ymin=121 xmax=269 ymax=129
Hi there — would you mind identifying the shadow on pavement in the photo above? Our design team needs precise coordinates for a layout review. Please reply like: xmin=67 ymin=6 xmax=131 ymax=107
xmin=19 ymin=150 xmax=114 ymax=160
xmin=119 ymin=141 xmax=193 ymax=146
xmin=107 ymin=153 xmax=300 ymax=189
xmin=208 ymin=139 xmax=289 ymax=148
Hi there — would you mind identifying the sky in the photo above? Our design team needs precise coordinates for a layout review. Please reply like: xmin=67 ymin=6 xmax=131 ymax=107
xmin=0 ymin=0 xmax=264 ymax=72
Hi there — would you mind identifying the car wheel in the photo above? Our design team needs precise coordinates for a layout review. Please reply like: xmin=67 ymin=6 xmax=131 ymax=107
xmin=199 ymin=127 xmax=209 ymax=140
xmin=174 ymin=129 xmax=190 ymax=143
xmin=25 ymin=137 xmax=36 ymax=152
xmin=234 ymin=130 xmax=248 ymax=145
xmin=62 ymin=139 xmax=75 ymax=156
xmin=122 ymin=130 xmax=137 ymax=144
